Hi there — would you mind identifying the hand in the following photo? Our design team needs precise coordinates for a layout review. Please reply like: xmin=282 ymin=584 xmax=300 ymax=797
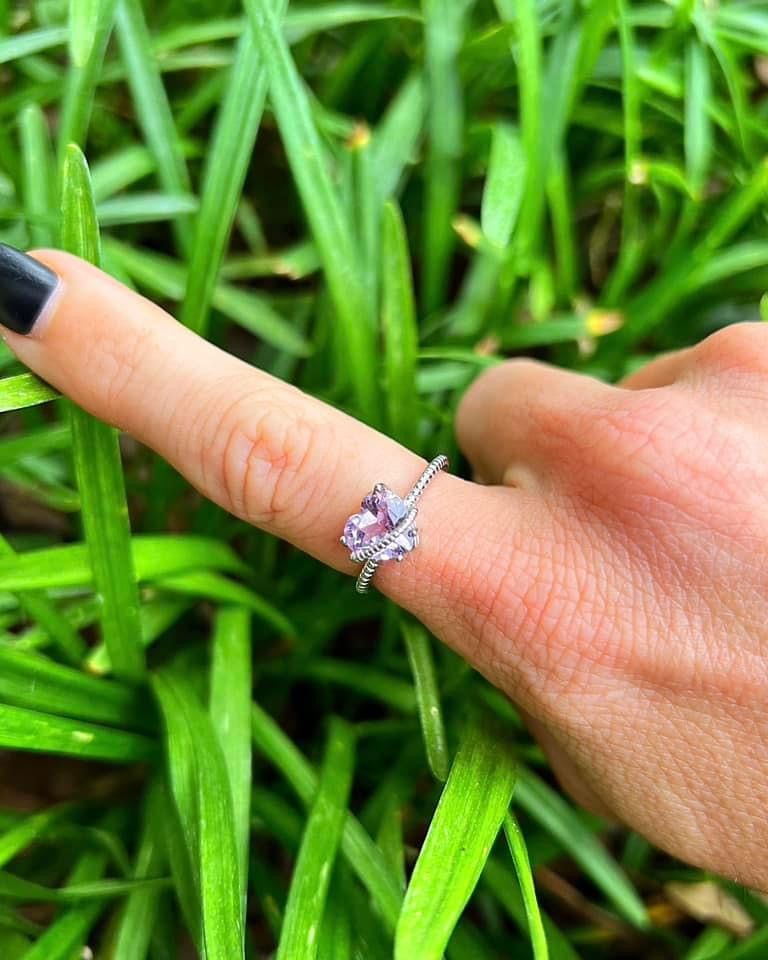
xmin=3 ymin=245 xmax=768 ymax=891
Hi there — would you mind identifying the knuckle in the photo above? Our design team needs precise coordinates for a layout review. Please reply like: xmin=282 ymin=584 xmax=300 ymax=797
xmin=695 ymin=323 xmax=768 ymax=377
xmin=215 ymin=392 xmax=333 ymax=530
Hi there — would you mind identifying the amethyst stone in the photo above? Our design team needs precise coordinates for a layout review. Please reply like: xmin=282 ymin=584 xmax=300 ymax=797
xmin=342 ymin=484 xmax=417 ymax=562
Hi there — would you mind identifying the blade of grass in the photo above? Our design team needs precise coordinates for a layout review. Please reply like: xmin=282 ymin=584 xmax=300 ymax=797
xmin=86 ymin=596 xmax=192 ymax=675
xmin=400 ymin=618 xmax=449 ymax=781
xmin=0 ymin=702 xmax=155 ymax=762
xmin=0 ymin=27 xmax=68 ymax=64
xmin=684 ymin=37 xmax=712 ymax=197
xmin=0 ymin=535 xmax=245 ymax=591
xmin=0 ymin=423 xmax=70 ymax=468
xmin=108 ymin=778 xmax=167 ymax=960
xmin=503 ymin=813 xmax=548 ymax=960
xmin=381 ymin=200 xmax=419 ymax=451
xmin=180 ymin=4 xmax=286 ymax=337
xmin=395 ymin=711 xmax=517 ymax=960
xmin=210 ymin=607 xmax=252 ymax=897
xmin=421 ymin=0 xmax=471 ymax=312
xmin=70 ymin=0 xmax=102 ymax=67
xmin=0 ymin=805 xmax=70 ymax=869
xmin=114 ymin=0 xmax=192 ymax=255
xmin=371 ymin=72 xmax=425 ymax=207
xmin=0 ymin=644 xmax=150 ymax=730
xmin=0 ymin=374 xmax=58 ymax=412
xmin=0 ymin=533 xmax=86 ymax=665
xmin=20 ymin=842 xmax=109 ymax=960
xmin=60 ymin=142 xmax=144 ymax=681
xmin=251 ymin=701 xmax=402 ymax=930
xmin=96 ymin=191 xmax=198 ymax=226
xmin=277 ymin=718 xmax=355 ymax=960
xmin=483 ymin=859 xmax=579 ymax=960
xmin=158 ymin=570 xmax=294 ymax=635
xmin=287 ymin=658 xmax=416 ymax=714
xmin=496 ymin=0 xmax=543 ymax=267
xmin=317 ymin=873 xmax=353 ymax=960
xmin=104 ymin=236 xmax=310 ymax=356
xmin=57 ymin=0 xmax=117 ymax=155
xmin=243 ymin=0 xmax=378 ymax=422
xmin=153 ymin=668 xmax=244 ymax=960
xmin=18 ymin=103 xmax=55 ymax=248
xmin=515 ymin=766 xmax=648 ymax=928
xmin=481 ymin=123 xmax=524 ymax=250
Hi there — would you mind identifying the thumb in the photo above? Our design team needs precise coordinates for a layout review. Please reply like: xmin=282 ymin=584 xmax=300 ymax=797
xmin=0 ymin=244 xmax=546 ymax=660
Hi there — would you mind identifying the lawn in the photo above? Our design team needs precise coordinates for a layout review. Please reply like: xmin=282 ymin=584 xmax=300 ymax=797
xmin=0 ymin=0 xmax=767 ymax=957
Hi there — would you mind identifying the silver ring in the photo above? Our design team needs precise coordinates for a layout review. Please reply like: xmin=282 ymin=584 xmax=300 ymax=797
xmin=340 ymin=455 xmax=449 ymax=593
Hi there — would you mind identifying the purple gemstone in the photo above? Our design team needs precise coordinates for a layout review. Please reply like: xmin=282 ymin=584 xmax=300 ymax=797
xmin=342 ymin=485 xmax=417 ymax=561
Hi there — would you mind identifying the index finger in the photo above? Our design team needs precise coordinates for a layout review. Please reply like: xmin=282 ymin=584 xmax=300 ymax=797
xmin=0 ymin=245 xmax=534 ymax=641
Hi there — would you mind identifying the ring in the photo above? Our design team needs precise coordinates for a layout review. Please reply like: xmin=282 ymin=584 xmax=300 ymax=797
xmin=340 ymin=455 xmax=449 ymax=594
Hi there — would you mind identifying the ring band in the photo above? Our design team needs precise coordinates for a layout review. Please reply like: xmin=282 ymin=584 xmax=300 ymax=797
xmin=340 ymin=455 xmax=449 ymax=593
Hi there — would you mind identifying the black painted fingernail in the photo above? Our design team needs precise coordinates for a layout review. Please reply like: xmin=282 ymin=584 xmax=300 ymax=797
xmin=0 ymin=243 xmax=59 ymax=335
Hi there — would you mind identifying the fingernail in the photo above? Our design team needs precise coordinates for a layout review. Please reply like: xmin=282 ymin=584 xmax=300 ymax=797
xmin=0 ymin=243 xmax=59 ymax=335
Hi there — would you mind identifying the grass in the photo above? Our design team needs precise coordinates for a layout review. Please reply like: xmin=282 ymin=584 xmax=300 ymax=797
xmin=0 ymin=1 xmax=766 ymax=957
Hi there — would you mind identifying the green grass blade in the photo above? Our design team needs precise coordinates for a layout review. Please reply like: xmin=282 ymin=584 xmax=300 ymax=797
xmin=18 ymin=103 xmax=55 ymax=248
xmin=421 ymin=0 xmax=471 ymax=312
xmin=114 ymin=0 xmax=192 ymax=255
xmin=503 ymin=813 xmax=548 ymax=960
xmin=0 ymin=805 xmax=70 ymax=869
xmin=60 ymin=142 xmax=144 ymax=681
xmin=0 ymin=27 xmax=68 ymax=64
xmin=153 ymin=668 xmax=244 ymax=959
xmin=481 ymin=123 xmax=525 ymax=250
xmin=0 ymin=535 xmax=245 ymax=591
xmin=252 ymin=701 xmax=402 ymax=930
xmin=57 ymin=0 xmax=117 ymax=155
xmin=684 ymin=927 xmax=732 ymax=960
xmin=285 ymin=4 xmax=421 ymax=42
xmin=684 ymin=38 xmax=712 ymax=196
xmin=243 ymin=0 xmax=378 ymax=422
xmin=395 ymin=712 xmax=517 ymax=960
xmin=0 ymin=374 xmax=58 ymax=412
xmin=20 ymin=844 xmax=109 ymax=960
xmin=210 ymin=607 xmax=252 ymax=896
xmin=104 ymin=236 xmax=310 ymax=356
xmin=0 ymin=423 xmax=70 ymax=469
xmin=96 ymin=191 xmax=198 ymax=226
xmin=158 ymin=570 xmax=294 ymax=635
xmin=483 ymin=859 xmax=579 ymax=960
xmin=497 ymin=0 xmax=543 ymax=265
xmin=400 ymin=618 xmax=449 ymax=781
xmin=0 ymin=644 xmax=150 ymax=730
xmin=180 ymin=10 xmax=284 ymax=336
xmin=0 ymin=702 xmax=155 ymax=762
xmin=69 ymin=0 xmax=102 ymax=67
xmin=371 ymin=72 xmax=425 ymax=207
xmin=277 ymin=718 xmax=355 ymax=960
xmin=515 ymin=766 xmax=648 ymax=928
xmin=291 ymin=658 xmax=416 ymax=714
xmin=381 ymin=201 xmax=419 ymax=451
xmin=109 ymin=779 xmax=167 ymax=960
xmin=0 ymin=533 xmax=86 ymax=665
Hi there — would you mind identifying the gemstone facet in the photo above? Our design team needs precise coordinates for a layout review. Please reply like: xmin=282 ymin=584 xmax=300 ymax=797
xmin=342 ymin=484 xmax=417 ymax=561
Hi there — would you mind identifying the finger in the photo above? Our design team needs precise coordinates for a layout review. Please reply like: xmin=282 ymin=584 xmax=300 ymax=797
xmin=0 ymin=245 xmax=553 ymax=656
xmin=455 ymin=359 xmax=612 ymax=488
xmin=518 ymin=708 xmax=615 ymax=819
xmin=619 ymin=349 xmax=693 ymax=389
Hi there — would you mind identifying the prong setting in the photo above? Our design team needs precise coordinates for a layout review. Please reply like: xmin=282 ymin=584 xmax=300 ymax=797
xmin=342 ymin=456 xmax=448 ymax=593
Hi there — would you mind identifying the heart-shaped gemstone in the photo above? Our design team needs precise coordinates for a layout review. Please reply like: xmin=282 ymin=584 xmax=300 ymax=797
xmin=342 ymin=485 xmax=417 ymax=561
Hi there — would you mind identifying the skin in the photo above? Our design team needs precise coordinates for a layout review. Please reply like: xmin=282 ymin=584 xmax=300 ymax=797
xmin=6 ymin=249 xmax=768 ymax=890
